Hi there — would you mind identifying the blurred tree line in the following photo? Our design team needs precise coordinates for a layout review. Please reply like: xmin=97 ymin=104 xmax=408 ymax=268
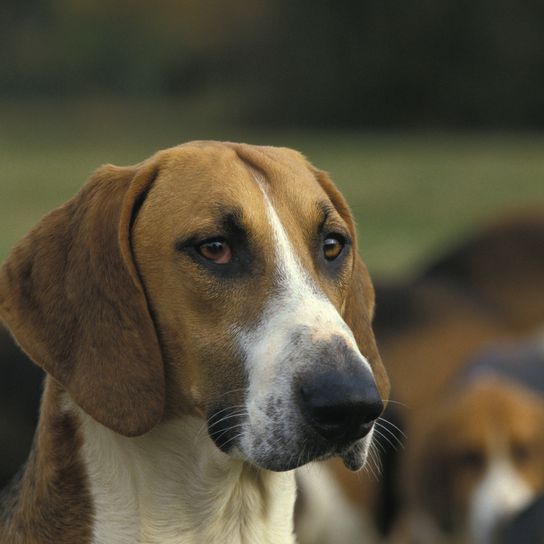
xmin=2 ymin=0 xmax=544 ymax=128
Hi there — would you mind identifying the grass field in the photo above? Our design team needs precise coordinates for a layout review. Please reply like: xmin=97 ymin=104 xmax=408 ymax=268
xmin=1 ymin=99 xmax=543 ymax=279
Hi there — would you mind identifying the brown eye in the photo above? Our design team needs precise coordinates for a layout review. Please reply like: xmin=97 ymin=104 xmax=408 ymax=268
xmin=323 ymin=235 xmax=344 ymax=261
xmin=197 ymin=239 xmax=232 ymax=264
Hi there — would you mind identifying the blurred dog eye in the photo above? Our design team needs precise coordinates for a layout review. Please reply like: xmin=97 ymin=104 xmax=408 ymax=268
xmin=323 ymin=235 xmax=345 ymax=261
xmin=512 ymin=443 xmax=531 ymax=465
xmin=458 ymin=449 xmax=485 ymax=472
xmin=197 ymin=239 xmax=232 ymax=264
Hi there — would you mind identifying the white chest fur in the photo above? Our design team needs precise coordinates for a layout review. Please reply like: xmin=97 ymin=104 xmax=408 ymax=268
xmin=74 ymin=407 xmax=297 ymax=544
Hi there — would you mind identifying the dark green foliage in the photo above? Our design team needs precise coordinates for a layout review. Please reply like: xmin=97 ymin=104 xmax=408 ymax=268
xmin=1 ymin=1 xmax=544 ymax=127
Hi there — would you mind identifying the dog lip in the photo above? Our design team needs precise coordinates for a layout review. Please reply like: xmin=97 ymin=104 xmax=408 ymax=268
xmin=340 ymin=450 xmax=365 ymax=471
xmin=253 ymin=433 xmax=367 ymax=472
xmin=339 ymin=440 xmax=367 ymax=471
xmin=253 ymin=445 xmax=333 ymax=472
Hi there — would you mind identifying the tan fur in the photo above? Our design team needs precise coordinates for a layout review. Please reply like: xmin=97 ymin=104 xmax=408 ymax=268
xmin=0 ymin=141 xmax=387 ymax=543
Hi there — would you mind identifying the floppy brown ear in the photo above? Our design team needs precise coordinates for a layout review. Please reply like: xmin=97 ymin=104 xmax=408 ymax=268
xmin=0 ymin=161 xmax=164 ymax=436
xmin=313 ymin=168 xmax=390 ymax=400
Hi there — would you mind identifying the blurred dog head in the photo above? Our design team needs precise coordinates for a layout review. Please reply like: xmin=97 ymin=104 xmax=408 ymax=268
xmin=409 ymin=335 xmax=544 ymax=544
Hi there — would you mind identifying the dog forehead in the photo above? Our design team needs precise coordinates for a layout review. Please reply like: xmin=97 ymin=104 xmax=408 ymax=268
xmin=159 ymin=141 xmax=323 ymax=190
xmin=148 ymin=141 xmax=332 ymax=232
xmin=438 ymin=380 xmax=543 ymax=452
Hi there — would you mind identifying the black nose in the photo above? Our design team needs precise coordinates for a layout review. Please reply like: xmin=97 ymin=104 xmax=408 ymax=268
xmin=298 ymin=367 xmax=383 ymax=442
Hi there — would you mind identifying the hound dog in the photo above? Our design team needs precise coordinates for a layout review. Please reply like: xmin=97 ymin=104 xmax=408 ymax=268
xmin=398 ymin=331 xmax=544 ymax=544
xmin=0 ymin=141 xmax=389 ymax=544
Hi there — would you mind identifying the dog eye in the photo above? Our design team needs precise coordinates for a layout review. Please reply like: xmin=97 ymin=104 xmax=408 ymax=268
xmin=323 ymin=235 xmax=345 ymax=261
xmin=457 ymin=449 xmax=485 ymax=472
xmin=512 ymin=443 xmax=531 ymax=465
xmin=197 ymin=239 xmax=232 ymax=264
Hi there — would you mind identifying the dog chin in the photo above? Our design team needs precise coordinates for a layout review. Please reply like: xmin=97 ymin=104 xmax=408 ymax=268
xmin=239 ymin=437 xmax=369 ymax=473
xmin=339 ymin=440 xmax=368 ymax=471
xmin=207 ymin=408 xmax=371 ymax=472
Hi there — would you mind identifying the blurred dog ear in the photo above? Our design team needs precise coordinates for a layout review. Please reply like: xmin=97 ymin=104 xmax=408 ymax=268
xmin=313 ymin=167 xmax=390 ymax=400
xmin=0 ymin=161 xmax=164 ymax=437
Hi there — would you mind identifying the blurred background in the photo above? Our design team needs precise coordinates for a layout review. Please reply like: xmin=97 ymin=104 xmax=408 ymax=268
xmin=1 ymin=2 xmax=544 ymax=543
xmin=1 ymin=0 xmax=543 ymax=275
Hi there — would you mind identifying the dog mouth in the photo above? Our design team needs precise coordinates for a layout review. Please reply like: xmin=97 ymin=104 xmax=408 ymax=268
xmin=294 ymin=430 xmax=371 ymax=471
xmin=247 ymin=434 xmax=371 ymax=472
xmin=207 ymin=405 xmax=372 ymax=471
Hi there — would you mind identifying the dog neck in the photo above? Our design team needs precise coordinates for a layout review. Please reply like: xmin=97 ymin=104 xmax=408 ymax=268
xmin=73 ymin=388 xmax=297 ymax=544
xmin=1 ymin=379 xmax=296 ymax=544
xmin=0 ymin=379 xmax=93 ymax=543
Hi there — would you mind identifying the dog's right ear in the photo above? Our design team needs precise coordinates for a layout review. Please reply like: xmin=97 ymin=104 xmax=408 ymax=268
xmin=0 ymin=160 xmax=165 ymax=437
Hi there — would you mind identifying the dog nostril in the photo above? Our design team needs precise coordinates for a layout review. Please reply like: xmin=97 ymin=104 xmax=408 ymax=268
xmin=299 ymin=371 xmax=383 ymax=442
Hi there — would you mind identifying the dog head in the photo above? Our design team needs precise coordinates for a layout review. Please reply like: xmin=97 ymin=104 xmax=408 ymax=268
xmin=410 ymin=375 xmax=544 ymax=544
xmin=0 ymin=141 xmax=389 ymax=472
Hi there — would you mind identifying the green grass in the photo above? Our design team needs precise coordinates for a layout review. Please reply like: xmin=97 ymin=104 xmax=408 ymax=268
xmin=1 ymin=98 xmax=544 ymax=279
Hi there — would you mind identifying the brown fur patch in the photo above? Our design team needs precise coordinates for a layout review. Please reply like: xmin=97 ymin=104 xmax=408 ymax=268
xmin=421 ymin=209 xmax=544 ymax=333
xmin=0 ymin=380 xmax=93 ymax=543
xmin=0 ymin=162 xmax=164 ymax=437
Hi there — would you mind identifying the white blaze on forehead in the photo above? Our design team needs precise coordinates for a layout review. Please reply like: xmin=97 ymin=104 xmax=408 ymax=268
xmin=469 ymin=452 xmax=534 ymax=544
xmin=249 ymin=168 xmax=364 ymax=356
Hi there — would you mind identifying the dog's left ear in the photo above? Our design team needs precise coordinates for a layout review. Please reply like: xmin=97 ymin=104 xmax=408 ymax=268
xmin=0 ymin=160 xmax=165 ymax=437
xmin=313 ymin=168 xmax=390 ymax=400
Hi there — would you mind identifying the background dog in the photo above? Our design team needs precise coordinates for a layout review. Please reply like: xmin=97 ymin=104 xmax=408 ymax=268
xmin=296 ymin=210 xmax=544 ymax=544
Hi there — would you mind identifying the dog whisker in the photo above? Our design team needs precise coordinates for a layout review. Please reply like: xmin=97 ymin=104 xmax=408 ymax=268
xmin=371 ymin=433 xmax=387 ymax=455
xmin=373 ymin=427 xmax=400 ymax=452
xmin=207 ymin=410 xmax=248 ymax=432
xmin=375 ymin=420 xmax=405 ymax=449
xmin=192 ymin=405 xmax=248 ymax=445
xmin=377 ymin=416 xmax=407 ymax=439
xmin=364 ymin=454 xmax=379 ymax=481
xmin=383 ymin=399 xmax=409 ymax=409
xmin=209 ymin=422 xmax=247 ymax=441
xmin=208 ymin=404 xmax=247 ymax=418
xmin=216 ymin=432 xmax=244 ymax=451
xmin=370 ymin=443 xmax=383 ymax=474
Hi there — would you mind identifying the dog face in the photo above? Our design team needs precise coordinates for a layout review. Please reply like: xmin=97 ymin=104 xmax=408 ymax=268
xmin=411 ymin=379 xmax=544 ymax=543
xmin=0 ymin=141 xmax=388 ymax=472
xmin=133 ymin=142 xmax=387 ymax=471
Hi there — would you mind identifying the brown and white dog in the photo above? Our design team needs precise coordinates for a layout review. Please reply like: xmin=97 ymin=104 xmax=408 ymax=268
xmin=404 ymin=332 xmax=544 ymax=544
xmin=0 ymin=141 xmax=389 ymax=544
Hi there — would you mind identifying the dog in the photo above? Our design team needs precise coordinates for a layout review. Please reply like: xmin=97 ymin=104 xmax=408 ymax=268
xmin=404 ymin=331 xmax=544 ymax=544
xmin=0 ymin=141 xmax=389 ymax=544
